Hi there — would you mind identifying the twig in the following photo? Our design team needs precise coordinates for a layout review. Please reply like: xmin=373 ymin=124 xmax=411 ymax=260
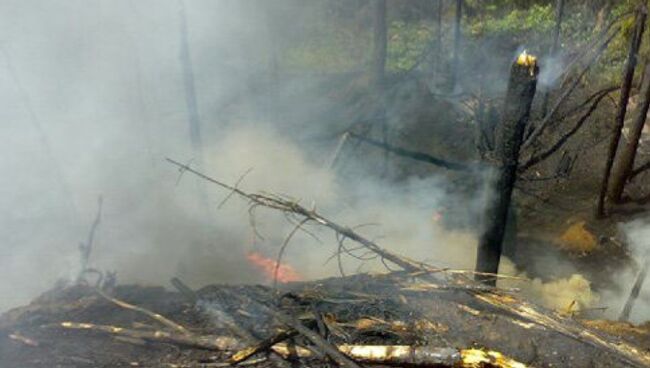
xmin=520 ymin=86 xmax=614 ymax=171
xmin=95 ymin=288 xmax=190 ymax=335
xmin=77 ymin=196 xmax=103 ymax=284
xmin=251 ymin=299 xmax=363 ymax=368
xmin=274 ymin=218 xmax=310 ymax=290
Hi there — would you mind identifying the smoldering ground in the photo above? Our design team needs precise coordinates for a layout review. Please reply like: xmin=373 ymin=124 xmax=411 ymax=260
xmin=1 ymin=0 xmax=649 ymax=326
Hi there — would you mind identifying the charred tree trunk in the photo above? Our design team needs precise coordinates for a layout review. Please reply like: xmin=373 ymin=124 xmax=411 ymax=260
xmin=610 ymin=63 xmax=650 ymax=203
xmin=451 ymin=0 xmax=462 ymax=91
xmin=178 ymin=0 xmax=204 ymax=166
xmin=475 ymin=57 xmax=539 ymax=285
xmin=596 ymin=7 xmax=647 ymax=217
xmin=540 ymin=0 xmax=565 ymax=117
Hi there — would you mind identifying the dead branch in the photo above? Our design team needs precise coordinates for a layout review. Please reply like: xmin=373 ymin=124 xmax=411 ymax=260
xmin=251 ymin=299 xmax=362 ymax=368
xmin=347 ymin=132 xmax=472 ymax=171
xmin=164 ymin=158 xmax=650 ymax=367
xmin=77 ymin=196 xmax=103 ymax=284
xmin=228 ymin=328 xmax=299 ymax=364
xmin=54 ymin=321 xmax=529 ymax=368
xmin=619 ymin=259 xmax=650 ymax=322
xmin=51 ymin=322 xmax=241 ymax=351
xmin=519 ymin=86 xmax=614 ymax=171
xmin=629 ymin=160 xmax=650 ymax=180
xmin=95 ymin=288 xmax=190 ymax=335
xmin=170 ymin=277 xmax=199 ymax=305
xmin=523 ymin=27 xmax=619 ymax=149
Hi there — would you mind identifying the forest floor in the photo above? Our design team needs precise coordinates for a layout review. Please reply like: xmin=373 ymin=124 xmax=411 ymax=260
xmin=3 ymin=274 xmax=650 ymax=368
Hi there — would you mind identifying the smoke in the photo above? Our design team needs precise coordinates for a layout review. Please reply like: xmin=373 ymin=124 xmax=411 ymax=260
xmin=0 ymin=0 xmax=487 ymax=312
xmin=0 ymin=0 xmax=622 ymax=323
xmin=596 ymin=218 xmax=650 ymax=323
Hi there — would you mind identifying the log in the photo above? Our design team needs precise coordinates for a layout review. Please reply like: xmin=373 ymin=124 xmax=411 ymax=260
xmin=475 ymin=53 xmax=538 ymax=285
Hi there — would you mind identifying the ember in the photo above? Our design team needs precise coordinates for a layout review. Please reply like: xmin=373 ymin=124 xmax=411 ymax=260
xmin=246 ymin=251 xmax=302 ymax=283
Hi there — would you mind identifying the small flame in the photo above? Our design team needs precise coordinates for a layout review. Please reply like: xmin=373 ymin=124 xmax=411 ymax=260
xmin=516 ymin=50 xmax=538 ymax=77
xmin=516 ymin=50 xmax=536 ymax=66
xmin=246 ymin=251 xmax=302 ymax=283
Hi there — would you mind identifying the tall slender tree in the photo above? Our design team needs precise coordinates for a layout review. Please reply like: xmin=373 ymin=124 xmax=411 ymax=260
xmin=451 ymin=0 xmax=462 ymax=91
xmin=596 ymin=7 xmax=647 ymax=217
xmin=610 ymin=63 xmax=650 ymax=202
xmin=178 ymin=0 xmax=204 ymax=167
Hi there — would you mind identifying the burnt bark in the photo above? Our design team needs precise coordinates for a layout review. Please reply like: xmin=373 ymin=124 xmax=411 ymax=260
xmin=596 ymin=7 xmax=647 ymax=217
xmin=475 ymin=60 xmax=538 ymax=285
xmin=610 ymin=63 xmax=650 ymax=202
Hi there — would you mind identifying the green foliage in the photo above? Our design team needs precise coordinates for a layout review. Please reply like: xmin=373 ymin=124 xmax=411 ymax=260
xmin=283 ymin=24 xmax=371 ymax=72
xmin=387 ymin=21 xmax=435 ymax=72
xmin=469 ymin=4 xmax=555 ymax=40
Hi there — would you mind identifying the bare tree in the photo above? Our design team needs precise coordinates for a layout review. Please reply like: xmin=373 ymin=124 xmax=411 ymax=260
xmin=596 ymin=6 xmax=647 ymax=217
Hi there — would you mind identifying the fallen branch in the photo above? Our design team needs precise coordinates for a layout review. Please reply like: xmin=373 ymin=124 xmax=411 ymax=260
xmin=95 ymin=288 xmax=190 ymax=335
xmin=347 ymin=132 xmax=472 ymax=171
xmin=52 ymin=321 xmax=529 ymax=368
xmin=51 ymin=322 xmax=241 ymax=351
xmin=619 ymin=259 xmax=650 ymax=322
xmin=166 ymin=158 xmax=650 ymax=367
xmin=251 ymin=299 xmax=362 ymax=368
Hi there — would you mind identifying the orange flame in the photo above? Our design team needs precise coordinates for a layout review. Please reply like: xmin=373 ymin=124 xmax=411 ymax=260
xmin=246 ymin=251 xmax=302 ymax=283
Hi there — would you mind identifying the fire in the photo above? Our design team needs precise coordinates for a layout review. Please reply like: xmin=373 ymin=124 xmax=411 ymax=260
xmin=246 ymin=251 xmax=302 ymax=283
xmin=516 ymin=50 xmax=536 ymax=67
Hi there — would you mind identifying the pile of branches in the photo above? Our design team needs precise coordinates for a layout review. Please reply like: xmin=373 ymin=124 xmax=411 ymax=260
xmin=7 ymin=160 xmax=649 ymax=367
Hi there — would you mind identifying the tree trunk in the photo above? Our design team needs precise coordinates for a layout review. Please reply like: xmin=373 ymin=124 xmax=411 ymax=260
xmin=619 ymin=259 xmax=650 ymax=322
xmin=178 ymin=0 xmax=204 ymax=166
xmin=451 ymin=0 xmax=462 ymax=91
xmin=610 ymin=63 xmax=650 ymax=202
xmin=540 ymin=0 xmax=565 ymax=117
xmin=596 ymin=7 xmax=647 ymax=218
xmin=475 ymin=57 xmax=538 ymax=285
xmin=372 ymin=0 xmax=389 ymax=174
xmin=372 ymin=0 xmax=387 ymax=87
xmin=435 ymin=0 xmax=443 ymax=77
